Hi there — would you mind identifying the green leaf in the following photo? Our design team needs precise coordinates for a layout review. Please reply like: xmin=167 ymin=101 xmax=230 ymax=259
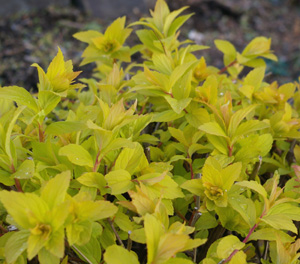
xmin=5 ymin=106 xmax=26 ymax=162
xmin=152 ymin=110 xmax=185 ymax=122
xmin=0 ymin=86 xmax=38 ymax=112
xmin=228 ymin=195 xmax=256 ymax=227
xmin=228 ymin=105 xmax=257 ymax=137
xmin=249 ymin=228 xmax=294 ymax=243
xmin=105 ymin=169 xmax=134 ymax=195
xmin=38 ymin=91 xmax=60 ymax=115
xmin=73 ymin=236 xmax=102 ymax=264
xmin=144 ymin=214 xmax=164 ymax=264
xmin=243 ymin=67 xmax=265 ymax=90
xmin=104 ymin=245 xmax=139 ymax=264
xmin=168 ymin=127 xmax=188 ymax=146
xmin=46 ymin=121 xmax=86 ymax=135
xmin=181 ymin=179 xmax=203 ymax=195
xmin=5 ymin=230 xmax=29 ymax=263
xmin=164 ymin=96 xmax=192 ymax=114
xmin=41 ymin=171 xmax=70 ymax=209
xmin=164 ymin=258 xmax=194 ymax=264
xmin=114 ymin=144 xmax=148 ymax=174
xmin=59 ymin=144 xmax=94 ymax=168
xmin=12 ymin=159 xmax=34 ymax=179
xmin=199 ymin=122 xmax=228 ymax=138
xmin=38 ymin=248 xmax=60 ymax=264
xmin=77 ymin=172 xmax=106 ymax=193
xmin=236 ymin=181 xmax=267 ymax=198
xmin=216 ymin=235 xmax=244 ymax=259
xmin=261 ymin=215 xmax=298 ymax=233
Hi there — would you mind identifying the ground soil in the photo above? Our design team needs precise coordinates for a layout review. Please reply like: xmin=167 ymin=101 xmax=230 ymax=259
xmin=0 ymin=0 xmax=299 ymax=91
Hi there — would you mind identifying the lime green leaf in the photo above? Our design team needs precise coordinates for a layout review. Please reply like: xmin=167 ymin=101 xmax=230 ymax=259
xmin=181 ymin=179 xmax=203 ymax=195
xmin=236 ymin=181 xmax=267 ymax=198
xmin=164 ymin=96 xmax=192 ymax=114
xmin=0 ymin=86 xmax=38 ymax=112
xmin=0 ymin=191 xmax=48 ymax=229
xmin=5 ymin=106 xmax=26 ymax=161
xmin=41 ymin=171 xmax=70 ymax=209
xmin=261 ymin=215 xmax=297 ymax=233
xmin=144 ymin=214 xmax=164 ymax=264
xmin=59 ymin=144 xmax=94 ymax=167
xmin=249 ymin=228 xmax=295 ymax=243
xmin=12 ymin=159 xmax=34 ymax=179
xmin=73 ymin=237 xmax=102 ymax=264
xmin=38 ymin=91 xmax=60 ymax=115
xmin=104 ymin=245 xmax=139 ymax=264
xmin=105 ymin=169 xmax=134 ymax=195
xmin=164 ymin=258 xmax=194 ymax=264
xmin=228 ymin=105 xmax=257 ymax=137
xmin=77 ymin=200 xmax=118 ymax=221
xmin=152 ymin=110 xmax=185 ymax=122
xmin=5 ymin=230 xmax=29 ymax=263
xmin=217 ymin=235 xmax=244 ymax=259
xmin=229 ymin=250 xmax=247 ymax=264
xmin=228 ymin=195 xmax=256 ymax=227
xmin=114 ymin=144 xmax=148 ymax=174
xmin=215 ymin=40 xmax=236 ymax=57
xmin=77 ymin=172 xmax=106 ymax=193
xmin=73 ymin=30 xmax=103 ymax=44
xmin=199 ymin=122 xmax=228 ymax=138
xmin=46 ymin=121 xmax=86 ymax=135
xmin=168 ymin=127 xmax=188 ymax=146
xmin=243 ymin=67 xmax=265 ymax=90
xmin=38 ymin=248 xmax=59 ymax=264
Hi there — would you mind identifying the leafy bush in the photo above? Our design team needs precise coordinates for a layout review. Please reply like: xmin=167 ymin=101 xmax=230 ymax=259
xmin=0 ymin=0 xmax=300 ymax=263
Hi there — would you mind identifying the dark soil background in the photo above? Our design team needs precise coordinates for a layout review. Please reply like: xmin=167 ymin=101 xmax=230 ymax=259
xmin=0 ymin=0 xmax=299 ymax=91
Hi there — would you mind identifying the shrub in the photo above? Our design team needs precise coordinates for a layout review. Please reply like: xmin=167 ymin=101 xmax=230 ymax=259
xmin=0 ymin=0 xmax=300 ymax=263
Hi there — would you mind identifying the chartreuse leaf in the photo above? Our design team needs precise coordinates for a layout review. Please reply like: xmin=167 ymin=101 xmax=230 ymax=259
xmin=45 ymin=121 xmax=86 ymax=135
xmin=164 ymin=258 xmax=194 ymax=264
xmin=216 ymin=235 xmax=244 ymax=259
xmin=104 ymin=245 xmax=139 ymax=264
xmin=105 ymin=169 xmax=134 ymax=195
xmin=249 ymin=228 xmax=294 ymax=243
xmin=73 ymin=236 xmax=102 ymax=264
xmin=164 ymin=96 xmax=192 ymax=114
xmin=38 ymin=90 xmax=60 ymax=115
xmin=38 ymin=248 xmax=60 ymax=264
xmin=5 ymin=230 xmax=29 ymax=263
xmin=77 ymin=172 xmax=106 ymax=193
xmin=59 ymin=144 xmax=94 ymax=167
xmin=144 ymin=214 xmax=164 ymax=264
xmin=12 ymin=159 xmax=34 ymax=179
xmin=0 ymin=86 xmax=38 ymax=112
xmin=114 ymin=143 xmax=148 ymax=174
xmin=40 ymin=170 xmax=70 ymax=210
xmin=199 ymin=122 xmax=228 ymax=138
xmin=236 ymin=181 xmax=267 ymax=198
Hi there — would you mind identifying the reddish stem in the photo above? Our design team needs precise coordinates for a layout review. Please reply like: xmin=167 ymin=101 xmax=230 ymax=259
xmin=11 ymin=163 xmax=23 ymax=192
xmin=228 ymin=145 xmax=233 ymax=157
xmin=218 ymin=60 xmax=237 ymax=74
xmin=223 ymin=210 xmax=266 ymax=263
xmin=93 ymin=151 xmax=101 ymax=172
xmin=38 ymin=123 xmax=45 ymax=142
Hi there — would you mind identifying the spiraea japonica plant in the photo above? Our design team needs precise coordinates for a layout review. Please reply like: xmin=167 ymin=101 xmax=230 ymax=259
xmin=0 ymin=0 xmax=300 ymax=263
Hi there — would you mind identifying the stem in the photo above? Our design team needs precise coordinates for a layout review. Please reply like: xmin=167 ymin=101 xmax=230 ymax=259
xmin=11 ymin=163 xmax=23 ymax=192
xmin=127 ymin=231 xmax=132 ymax=251
xmin=218 ymin=60 xmax=237 ymax=74
xmin=249 ymin=156 xmax=262 ymax=180
xmin=223 ymin=210 xmax=266 ymax=263
xmin=187 ymin=154 xmax=194 ymax=179
xmin=38 ymin=123 xmax=45 ymax=142
xmin=228 ymin=145 xmax=233 ymax=157
xmin=108 ymin=218 xmax=125 ymax=248
xmin=93 ymin=150 xmax=101 ymax=172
